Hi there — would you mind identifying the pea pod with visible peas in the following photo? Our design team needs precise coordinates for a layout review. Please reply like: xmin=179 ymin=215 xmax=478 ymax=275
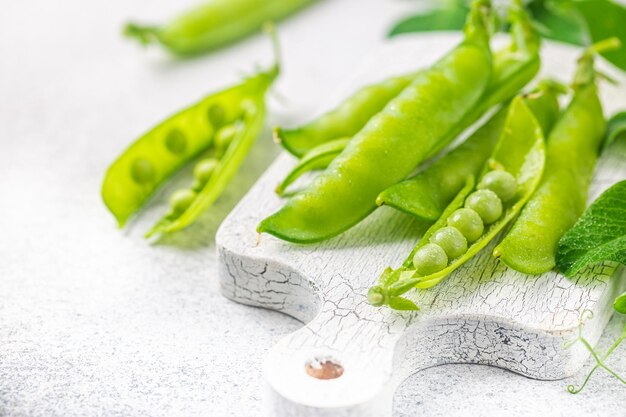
xmin=124 ymin=0 xmax=312 ymax=56
xmin=102 ymin=28 xmax=280 ymax=236
xmin=368 ymin=95 xmax=547 ymax=310
xmin=493 ymin=40 xmax=617 ymax=274
xmin=377 ymin=80 xmax=563 ymax=221
xmin=260 ymin=1 xmax=530 ymax=244
xmin=275 ymin=0 xmax=539 ymax=159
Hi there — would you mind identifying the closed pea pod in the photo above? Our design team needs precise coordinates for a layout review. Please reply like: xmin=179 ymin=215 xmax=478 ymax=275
xmin=124 ymin=0 xmax=312 ymax=56
xmin=102 ymin=28 xmax=281 ymax=234
xmin=277 ymin=0 xmax=540 ymax=162
xmin=369 ymin=95 xmax=548 ymax=310
xmin=258 ymin=0 xmax=495 ymax=244
xmin=275 ymin=73 xmax=417 ymax=157
xmin=493 ymin=41 xmax=615 ymax=274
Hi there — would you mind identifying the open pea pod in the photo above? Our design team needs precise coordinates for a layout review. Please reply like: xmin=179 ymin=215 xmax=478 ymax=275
xmin=275 ymin=137 xmax=349 ymax=196
xmin=102 ymin=29 xmax=279 ymax=234
xmin=368 ymin=96 xmax=546 ymax=310
xmin=146 ymin=88 xmax=271 ymax=236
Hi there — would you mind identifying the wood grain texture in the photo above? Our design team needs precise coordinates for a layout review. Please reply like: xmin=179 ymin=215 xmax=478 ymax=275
xmin=216 ymin=35 xmax=626 ymax=416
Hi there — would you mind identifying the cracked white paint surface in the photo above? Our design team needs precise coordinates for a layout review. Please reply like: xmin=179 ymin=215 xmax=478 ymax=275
xmin=216 ymin=38 xmax=626 ymax=416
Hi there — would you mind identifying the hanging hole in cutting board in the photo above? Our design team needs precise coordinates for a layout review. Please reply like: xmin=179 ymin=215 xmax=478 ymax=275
xmin=305 ymin=356 xmax=344 ymax=380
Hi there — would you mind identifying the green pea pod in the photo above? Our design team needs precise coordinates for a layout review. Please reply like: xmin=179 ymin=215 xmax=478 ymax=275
xmin=275 ymin=73 xmax=418 ymax=157
xmin=103 ymin=29 xmax=280 ymax=233
xmin=124 ymin=0 xmax=312 ymax=56
xmin=377 ymin=80 xmax=562 ymax=221
xmin=276 ymin=137 xmax=350 ymax=196
xmin=493 ymin=42 xmax=613 ymax=274
xmin=275 ymin=0 xmax=539 ymax=159
xmin=368 ymin=95 xmax=546 ymax=309
xmin=258 ymin=0 xmax=495 ymax=244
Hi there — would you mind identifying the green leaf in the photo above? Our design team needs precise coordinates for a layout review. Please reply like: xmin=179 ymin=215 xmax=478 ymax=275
xmin=572 ymin=0 xmax=626 ymax=71
xmin=604 ymin=111 xmax=626 ymax=150
xmin=614 ymin=291 xmax=626 ymax=314
xmin=388 ymin=5 xmax=469 ymax=37
xmin=388 ymin=297 xmax=420 ymax=311
xmin=527 ymin=0 xmax=586 ymax=45
xmin=556 ymin=180 xmax=626 ymax=276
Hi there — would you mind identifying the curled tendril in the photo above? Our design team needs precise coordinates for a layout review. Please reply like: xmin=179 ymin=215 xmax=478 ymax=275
xmin=566 ymin=309 xmax=626 ymax=394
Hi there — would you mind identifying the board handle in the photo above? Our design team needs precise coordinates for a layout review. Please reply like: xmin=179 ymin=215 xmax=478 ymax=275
xmin=263 ymin=299 xmax=408 ymax=417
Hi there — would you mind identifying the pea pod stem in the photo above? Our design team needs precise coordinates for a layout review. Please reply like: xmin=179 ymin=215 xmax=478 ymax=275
xmin=370 ymin=95 xmax=548 ymax=309
xmin=124 ymin=0 xmax=312 ymax=56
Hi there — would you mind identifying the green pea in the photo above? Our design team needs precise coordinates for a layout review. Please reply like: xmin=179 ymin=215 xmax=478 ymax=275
xmin=447 ymin=208 xmax=484 ymax=243
xmin=164 ymin=129 xmax=187 ymax=154
xmin=478 ymin=170 xmax=517 ymax=202
xmin=465 ymin=189 xmax=503 ymax=224
xmin=194 ymin=158 xmax=219 ymax=185
xmin=240 ymin=99 xmax=257 ymax=119
xmin=130 ymin=158 xmax=156 ymax=184
xmin=367 ymin=286 xmax=385 ymax=307
xmin=169 ymin=189 xmax=197 ymax=214
xmin=208 ymin=104 xmax=226 ymax=128
xmin=413 ymin=243 xmax=448 ymax=276
xmin=214 ymin=124 xmax=239 ymax=150
xmin=429 ymin=226 xmax=468 ymax=259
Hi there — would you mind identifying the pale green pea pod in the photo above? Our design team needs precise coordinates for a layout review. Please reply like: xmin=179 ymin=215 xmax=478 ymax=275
xmin=369 ymin=95 xmax=547 ymax=310
xmin=146 ymin=92 xmax=269 ymax=237
xmin=275 ymin=73 xmax=417 ymax=157
xmin=276 ymin=137 xmax=350 ymax=196
xmin=103 ymin=27 xmax=281 ymax=234
xmin=124 ymin=0 xmax=312 ymax=56
xmin=493 ymin=43 xmax=611 ymax=274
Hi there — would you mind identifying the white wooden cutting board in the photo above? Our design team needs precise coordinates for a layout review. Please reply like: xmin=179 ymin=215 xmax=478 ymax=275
xmin=216 ymin=35 xmax=626 ymax=417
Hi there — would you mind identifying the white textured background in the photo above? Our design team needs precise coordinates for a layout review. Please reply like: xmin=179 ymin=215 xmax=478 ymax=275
xmin=1 ymin=0 xmax=625 ymax=416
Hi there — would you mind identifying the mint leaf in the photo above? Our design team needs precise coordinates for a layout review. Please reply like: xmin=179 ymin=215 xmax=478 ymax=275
xmin=572 ymin=0 xmax=626 ymax=71
xmin=528 ymin=0 xmax=586 ymax=45
xmin=388 ymin=4 xmax=469 ymax=37
xmin=604 ymin=111 xmax=626 ymax=150
xmin=556 ymin=180 xmax=626 ymax=276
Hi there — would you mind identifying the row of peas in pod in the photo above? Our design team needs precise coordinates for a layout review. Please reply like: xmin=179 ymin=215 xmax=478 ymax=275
xmin=102 ymin=27 xmax=280 ymax=237
xmin=413 ymin=170 xmax=516 ymax=278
